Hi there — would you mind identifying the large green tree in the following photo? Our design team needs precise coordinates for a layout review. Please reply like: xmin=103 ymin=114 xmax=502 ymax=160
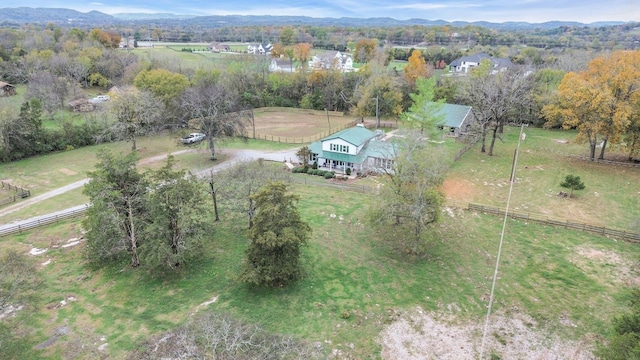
xmin=597 ymin=290 xmax=640 ymax=360
xmin=83 ymin=150 xmax=148 ymax=267
xmin=134 ymin=68 xmax=189 ymax=107
xmin=240 ymin=182 xmax=311 ymax=287
xmin=401 ymin=77 xmax=444 ymax=135
xmin=141 ymin=156 xmax=212 ymax=270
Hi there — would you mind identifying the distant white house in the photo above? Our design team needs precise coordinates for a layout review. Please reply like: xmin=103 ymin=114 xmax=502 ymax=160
xmin=269 ymin=58 xmax=295 ymax=73
xmin=449 ymin=53 xmax=513 ymax=74
xmin=308 ymin=124 xmax=396 ymax=174
xmin=309 ymin=51 xmax=354 ymax=72
xmin=136 ymin=41 xmax=154 ymax=48
xmin=247 ymin=43 xmax=273 ymax=55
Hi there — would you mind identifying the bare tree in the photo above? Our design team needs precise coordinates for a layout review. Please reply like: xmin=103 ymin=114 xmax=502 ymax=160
xmin=25 ymin=71 xmax=69 ymax=116
xmin=219 ymin=160 xmax=291 ymax=229
xmin=129 ymin=312 xmax=325 ymax=359
xmin=368 ymin=132 xmax=448 ymax=255
xmin=458 ymin=63 xmax=533 ymax=155
xmin=108 ymin=87 xmax=165 ymax=152
xmin=179 ymin=84 xmax=249 ymax=160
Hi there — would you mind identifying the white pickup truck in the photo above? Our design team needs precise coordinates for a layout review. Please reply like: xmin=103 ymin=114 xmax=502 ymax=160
xmin=181 ymin=133 xmax=206 ymax=144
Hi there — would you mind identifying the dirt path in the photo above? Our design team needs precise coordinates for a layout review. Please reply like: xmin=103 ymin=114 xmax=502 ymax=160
xmin=0 ymin=147 xmax=300 ymax=220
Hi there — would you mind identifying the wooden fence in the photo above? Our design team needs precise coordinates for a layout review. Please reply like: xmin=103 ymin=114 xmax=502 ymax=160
xmin=1 ymin=181 xmax=30 ymax=198
xmin=461 ymin=202 xmax=640 ymax=243
xmin=0 ymin=206 xmax=88 ymax=238
xmin=249 ymin=121 xmax=358 ymax=144
xmin=453 ymin=135 xmax=480 ymax=162
xmin=291 ymin=176 xmax=379 ymax=194
xmin=0 ymin=195 xmax=18 ymax=207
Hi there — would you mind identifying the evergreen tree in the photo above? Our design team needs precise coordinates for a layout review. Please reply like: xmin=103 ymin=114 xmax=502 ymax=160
xmin=83 ymin=150 xmax=148 ymax=267
xmin=560 ymin=174 xmax=586 ymax=198
xmin=140 ymin=156 xmax=213 ymax=270
xmin=240 ymin=182 xmax=311 ymax=287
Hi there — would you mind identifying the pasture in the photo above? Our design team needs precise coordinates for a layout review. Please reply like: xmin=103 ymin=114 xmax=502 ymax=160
xmin=1 ymin=120 xmax=639 ymax=359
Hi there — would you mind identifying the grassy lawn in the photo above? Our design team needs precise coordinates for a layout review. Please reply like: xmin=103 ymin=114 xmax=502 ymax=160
xmin=2 ymin=121 xmax=640 ymax=358
xmin=2 ymin=180 xmax=638 ymax=358
xmin=445 ymin=126 xmax=640 ymax=230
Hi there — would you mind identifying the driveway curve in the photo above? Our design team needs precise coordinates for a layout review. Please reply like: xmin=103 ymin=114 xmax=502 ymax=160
xmin=0 ymin=146 xmax=301 ymax=220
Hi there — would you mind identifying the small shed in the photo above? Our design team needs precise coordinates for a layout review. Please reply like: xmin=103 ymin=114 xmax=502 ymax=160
xmin=0 ymin=81 xmax=16 ymax=97
xmin=427 ymin=102 xmax=476 ymax=137
xmin=68 ymin=99 xmax=95 ymax=112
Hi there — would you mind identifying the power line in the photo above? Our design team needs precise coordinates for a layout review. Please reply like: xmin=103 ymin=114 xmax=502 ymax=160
xmin=479 ymin=124 xmax=526 ymax=358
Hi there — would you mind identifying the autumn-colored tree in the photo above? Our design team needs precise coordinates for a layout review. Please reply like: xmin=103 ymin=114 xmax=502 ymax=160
xmin=543 ymin=50 xmax=640 ymax=160
xmin=293 ymin=43 xmax=312 ymax=69
xmin=625 ymin=111 xmax=640 ymax=161
xmin=354 ymin=73 xmax=403 ymax=124
xmin=270 ymin=43 xmax=285 ymax=58
xmin=354 ymin=38 xmax=377 ymax=63
xmin=89 ymin=28 xmax=121 ymax=48
xmin=403 ymin=50 xmax=432 ymax=86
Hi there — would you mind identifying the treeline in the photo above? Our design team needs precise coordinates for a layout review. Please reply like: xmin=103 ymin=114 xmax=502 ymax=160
xmin=1 ymin=24 xmax=638 ymax=163
xmin=117 ymin=22 xmax=640 ymax=51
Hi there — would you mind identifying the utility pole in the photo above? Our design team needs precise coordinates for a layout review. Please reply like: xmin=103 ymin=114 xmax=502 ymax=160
xmin=325 ymin=108 xmax=331 ymax=131
xmin=375 ymin=96 xmax=380 ymax=129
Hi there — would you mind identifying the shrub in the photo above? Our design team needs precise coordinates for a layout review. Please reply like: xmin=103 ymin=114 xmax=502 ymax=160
xmin=312 ymin=161 xmax=318 ymax=170
xmin=316 ymin=170 xmax=327 ymax=177
xmin=346 ymin=168 xmax=352 ymax=176
xmin=324 ymin=171 xmax=335 ymax=179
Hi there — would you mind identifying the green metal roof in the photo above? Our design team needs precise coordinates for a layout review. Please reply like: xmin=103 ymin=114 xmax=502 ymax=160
xmin=427 ymin=102 xmax=473 ymax=128
xmin=322 ymin=126 xmax=377 ymax=146
xmin=309 ymin=135 xmax=395 ymax=164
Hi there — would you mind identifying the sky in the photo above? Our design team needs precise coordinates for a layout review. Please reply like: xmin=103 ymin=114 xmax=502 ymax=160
xmin=2 ymin=0 xmax=639 ymax=23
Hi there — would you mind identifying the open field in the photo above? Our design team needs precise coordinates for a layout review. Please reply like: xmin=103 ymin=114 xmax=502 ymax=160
xmin=1 ymin=122 xmax=640 ymax=358
xmin=444 ymin=126 xmax=640 ymax=230
xmin=1 ymin=180 xmax=638 ymax=359
xmin=251 ymin=107 xmax=357 ymax=140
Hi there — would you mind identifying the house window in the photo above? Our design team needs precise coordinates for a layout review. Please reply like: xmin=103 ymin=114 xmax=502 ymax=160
xmin=330 ymin=143 xmax=349 ymax=153
xmin=374 ymin=158 xmax=394 ymax=169
xmin=310 ymin=153 xmax=317 ymax=162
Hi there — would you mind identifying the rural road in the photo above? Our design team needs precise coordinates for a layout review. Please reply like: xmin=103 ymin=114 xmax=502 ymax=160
xmin=0 ymin=146 xmax=300 ymax=223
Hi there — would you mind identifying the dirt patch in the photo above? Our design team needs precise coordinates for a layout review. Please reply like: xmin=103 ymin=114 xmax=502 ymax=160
xmin=441 ymin=177 xmax=475 ymax=203
xmin=572 ymin=245 xmax=640 ymax=287
xmin=59 ymin=168 xmax=78 ymax=176
xmin=554 ymin=139 xmax=569 ymax=144
xmin=380 ymin=308 xmax=595 ymax=359
xmin=253 ymin=110 xmax=355 ymax=138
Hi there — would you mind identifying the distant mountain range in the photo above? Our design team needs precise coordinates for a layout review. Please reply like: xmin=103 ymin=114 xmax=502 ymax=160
xmin=0 ymin=7 xmax=629 ymax=30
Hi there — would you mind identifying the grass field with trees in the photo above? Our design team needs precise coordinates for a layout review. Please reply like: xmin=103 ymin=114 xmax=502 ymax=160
xmin=0 ymin=20 xmax=639 ymax=359
xmin=0 ymin=124 xmax=639 ymax=358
